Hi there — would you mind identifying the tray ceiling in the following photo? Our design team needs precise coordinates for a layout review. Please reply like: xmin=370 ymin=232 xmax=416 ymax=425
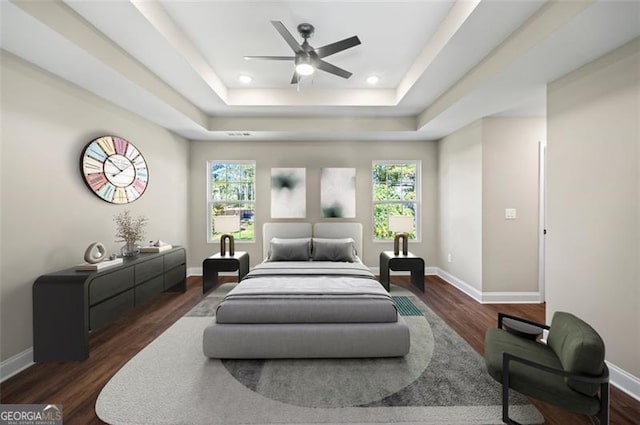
xmin=1 ymin=0 xmax=639 ymax=141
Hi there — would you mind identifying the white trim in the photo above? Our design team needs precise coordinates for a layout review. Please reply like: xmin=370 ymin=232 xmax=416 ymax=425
xmin=371 ymin=160 xmax=422 ymax=243
xmin=608 ymin=361 xmax=640 ymax=402
xmin=436 ymin=268 xmax=483 ymax=302
xmin=538 ymin=140 xmax=546 ymax=302
xmin=435 ymin=268 xmax=541 ymax=304
xmin=0 ymin=348 xmax=34 ymax=383
xmin=425 ymin=267 xmax=439 ymax=275
xmin=480 ymin=291 xmax=542 ymax=304
xmin=187 ymin=266 xmax=202 ymax=276
xmin=206 ymin=160 xmax=256 ymax=244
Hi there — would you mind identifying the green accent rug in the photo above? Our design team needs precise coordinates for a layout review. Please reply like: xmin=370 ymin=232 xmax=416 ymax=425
xmin=393 ymin=295 xmax=424 ymax=316
xmin=96 ymin=283 xmax=543 ymax=424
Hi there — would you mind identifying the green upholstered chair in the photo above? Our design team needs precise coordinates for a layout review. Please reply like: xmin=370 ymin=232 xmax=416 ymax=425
xmin=484 ymin=312 xmax=609 ymax=425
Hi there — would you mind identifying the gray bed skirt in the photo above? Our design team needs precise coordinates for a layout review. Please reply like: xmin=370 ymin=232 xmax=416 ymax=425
xmin=203 ymin=315 xmax=410 ymax=359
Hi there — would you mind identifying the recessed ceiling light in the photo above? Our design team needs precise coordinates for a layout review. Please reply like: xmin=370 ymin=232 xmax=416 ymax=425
xmin=238 ymin=75 xmax=252 ymax=84
xmin=366 ymin=75 xmax=380 ymax=85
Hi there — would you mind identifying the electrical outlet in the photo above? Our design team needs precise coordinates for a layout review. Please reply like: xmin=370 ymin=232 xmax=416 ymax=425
xmin=447 ymin=253 xmax=452 ymax=263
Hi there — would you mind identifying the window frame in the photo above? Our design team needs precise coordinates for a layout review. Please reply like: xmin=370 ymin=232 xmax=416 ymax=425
xmin=206 ymin=160 xmax=256 ymax=244
xmin=372 ymin=160 xmax=422 ymax=242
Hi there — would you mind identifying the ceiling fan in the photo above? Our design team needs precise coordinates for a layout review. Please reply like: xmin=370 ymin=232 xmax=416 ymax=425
xmin=244 ymin=21 xmax=361 ymax=84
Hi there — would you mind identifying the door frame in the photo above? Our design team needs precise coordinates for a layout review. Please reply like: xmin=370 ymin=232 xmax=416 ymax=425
xmin=538 ymin=140 xmax=547 ymax=303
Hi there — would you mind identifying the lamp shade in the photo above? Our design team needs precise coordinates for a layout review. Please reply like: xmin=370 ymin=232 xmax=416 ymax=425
xmin=389 ymin=215 xmax=413 ymax=233
xmin=214 ymin=215 xmax=240 ymax=234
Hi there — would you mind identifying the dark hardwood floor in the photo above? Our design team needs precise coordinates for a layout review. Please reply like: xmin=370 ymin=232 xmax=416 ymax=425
xmin=1 ymin=275 xmax=638 ymax=424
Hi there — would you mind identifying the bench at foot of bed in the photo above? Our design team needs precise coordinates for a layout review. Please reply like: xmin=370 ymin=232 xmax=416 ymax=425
xmin=203 ymin=316 xmax=410 ymax=359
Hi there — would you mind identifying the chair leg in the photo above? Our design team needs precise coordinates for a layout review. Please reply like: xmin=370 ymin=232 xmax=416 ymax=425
xmin=502 ymin=364 xmax=523 ymax=425
xmin=594 ymin=382 xmax=610 ymax=425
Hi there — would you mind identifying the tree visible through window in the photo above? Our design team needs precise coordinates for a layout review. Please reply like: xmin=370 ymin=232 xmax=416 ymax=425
xmin=372 ymin=161 xmax=420 ymax=240
xmin=207 ymin=161 xmax=255 ymax=242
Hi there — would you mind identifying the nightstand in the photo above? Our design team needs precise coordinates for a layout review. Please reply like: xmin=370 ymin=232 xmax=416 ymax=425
xmin=202 ymin=251 xmax=250 ymax=294
xmin=379 ymin=251 xmax=425 ymax=292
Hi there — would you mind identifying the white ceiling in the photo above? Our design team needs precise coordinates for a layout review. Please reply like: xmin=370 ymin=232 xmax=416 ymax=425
xmin=1 ymin=0 xmax=639 ymax=142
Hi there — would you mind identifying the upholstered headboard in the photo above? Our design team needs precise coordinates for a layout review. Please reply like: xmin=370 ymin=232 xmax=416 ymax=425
xmin=262 ymin=222 xmax=363 ymax=260
xmin=314 ymin=222 xmax=363 ymax=258
xmin=262 ymin=222 xmax=312 ymax=259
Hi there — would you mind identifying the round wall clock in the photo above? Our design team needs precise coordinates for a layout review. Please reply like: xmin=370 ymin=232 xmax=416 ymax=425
xmin=80 ymin=136 xmax=149 ymax=204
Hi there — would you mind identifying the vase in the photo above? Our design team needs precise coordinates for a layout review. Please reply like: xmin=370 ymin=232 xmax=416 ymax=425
xmin=121 ymin=241 xmax=141 ymax=257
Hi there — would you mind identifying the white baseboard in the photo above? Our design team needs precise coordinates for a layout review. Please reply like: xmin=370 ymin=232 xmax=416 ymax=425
xmin=434 ymin=268 xmax=541 ymax=304
xmin=608 ymin=361 xmax=640 ymax=402
xmin=435 ymin=268 xmax=484 ymax=302
xmin=0 ymin=348 xmax=33 ymax=383
xmin=480 ymin=291 xmax=542 ymax=304
xmin=187 ymin=266 xmax=202 ymax=276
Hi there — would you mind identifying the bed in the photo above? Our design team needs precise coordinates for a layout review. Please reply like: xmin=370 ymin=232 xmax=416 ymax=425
xmin=203 ymin=222 xmax=410 ymax=359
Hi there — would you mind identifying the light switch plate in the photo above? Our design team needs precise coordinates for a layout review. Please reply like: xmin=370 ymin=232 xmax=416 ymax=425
xmin=505 ymin=208 xmax=517 ymax=219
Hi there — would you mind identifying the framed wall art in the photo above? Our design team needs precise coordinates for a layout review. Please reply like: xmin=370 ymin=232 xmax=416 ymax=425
xmin=271 ymin=168 xmax=306 ymax=218
xmin=321 ymin=168 xmax=355 ymax=218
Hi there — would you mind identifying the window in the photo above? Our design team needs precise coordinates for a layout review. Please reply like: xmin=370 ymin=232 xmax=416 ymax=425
xmin=372 ymin=160 xmax=420 ymax=241
xmin=207 ymin=161 xmax=256 ymax=242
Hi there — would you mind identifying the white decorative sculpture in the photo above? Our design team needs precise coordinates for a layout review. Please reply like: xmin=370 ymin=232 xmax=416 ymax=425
xmin=84 ymin=242 xmax=107 ymax=264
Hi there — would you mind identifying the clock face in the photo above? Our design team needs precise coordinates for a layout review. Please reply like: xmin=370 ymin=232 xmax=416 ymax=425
xmin=80 ymin=136 xmax=149 ymax=204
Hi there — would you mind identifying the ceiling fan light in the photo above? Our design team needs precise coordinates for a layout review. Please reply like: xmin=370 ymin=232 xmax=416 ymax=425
xmin=295 ymin=63 xmax=314 ymax=76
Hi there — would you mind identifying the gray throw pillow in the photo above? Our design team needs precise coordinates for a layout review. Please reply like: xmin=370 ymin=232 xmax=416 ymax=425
xmin=312 ymin=238 xmax=357 ymax=262
xmin=268 ymin=237 xmax=311 ymax=261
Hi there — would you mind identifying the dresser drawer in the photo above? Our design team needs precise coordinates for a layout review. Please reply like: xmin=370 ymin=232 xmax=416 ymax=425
xmin=135 ymin=256 xmax=164 ymax=284
xmin=164 ymin=264 xmax=186 ymax=290
xmin=89 ymin=267 xmax=134 ymax=306
xmin=89 ymin=289 xmax=134 ymax=330
xmin=135 ymin=274 xmax=164 ymax=305
xmin=164 ymin=249 xmax=185 ymax=271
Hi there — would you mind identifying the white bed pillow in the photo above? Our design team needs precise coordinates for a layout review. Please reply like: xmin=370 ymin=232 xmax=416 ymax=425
xmin=268 ymin=237 xmax=312 ymax=261
xmin=311 ymin=238 xmax=357 ymax=262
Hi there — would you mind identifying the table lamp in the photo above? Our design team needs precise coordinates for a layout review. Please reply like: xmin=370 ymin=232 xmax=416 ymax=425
xmin=389 ymin=215 xmax=413 ymax=256
xmin=214 ymin=215 xmax=240 ymax=256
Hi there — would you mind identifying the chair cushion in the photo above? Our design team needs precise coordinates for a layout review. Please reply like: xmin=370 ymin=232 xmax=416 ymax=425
xmin=485 ymin=327 xmax=601 ymax=415
xmin=547 ymin=312 xmax=605 ymax=397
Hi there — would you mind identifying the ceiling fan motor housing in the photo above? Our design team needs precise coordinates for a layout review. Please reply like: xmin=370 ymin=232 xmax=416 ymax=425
xmin=297 ymin=23 xmax=314 ymax=39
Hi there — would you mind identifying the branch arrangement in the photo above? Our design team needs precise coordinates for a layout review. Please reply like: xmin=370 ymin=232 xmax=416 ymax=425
xmin=114 ymin=210 xmax=148 ymax=243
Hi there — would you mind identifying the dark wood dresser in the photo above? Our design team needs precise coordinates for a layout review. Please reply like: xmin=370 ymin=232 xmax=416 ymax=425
xmin=32 ymin=247 xmax=186 ymax=361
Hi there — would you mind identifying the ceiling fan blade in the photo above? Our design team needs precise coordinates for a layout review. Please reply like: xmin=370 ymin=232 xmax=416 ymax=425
xmin=315 ymin=36 xmax=361 ymax=58
xmin=244 ymin=56 xmax=294 ymax=61
xmin=291 ymin=71 xmax=300 ymax=84
xmin=271 ymin=21 xmax=303 ymax=54
xmin=316 ymin=60 xmax=352 ymax=79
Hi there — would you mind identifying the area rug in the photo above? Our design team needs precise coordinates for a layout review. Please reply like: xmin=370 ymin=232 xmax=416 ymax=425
xmin=96 ymin=283 xmax=543 ymax=425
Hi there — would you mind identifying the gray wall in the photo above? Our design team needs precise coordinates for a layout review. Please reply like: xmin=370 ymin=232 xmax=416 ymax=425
xmin=0 ymin=52 xmax=190 ymax=362
xmin=438 ymin=121 xmax=483 ymax=289
xmin=188 ymin=140 xmax=438 ymax=269
xmin=437 ymin=117 xmax=544 ymax=294
xmin=482 ymin=117 xmax=544 ymax=293
xmin=546 ymin=38 xmax=639 ymax=376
